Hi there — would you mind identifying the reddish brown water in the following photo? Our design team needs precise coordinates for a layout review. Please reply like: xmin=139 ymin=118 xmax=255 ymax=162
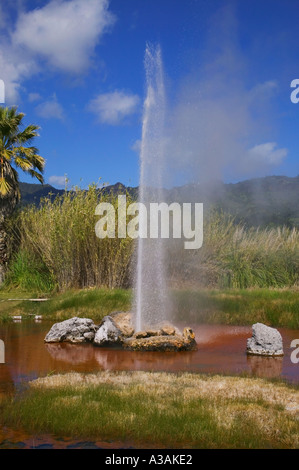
xmin=0 ymin=321 xmax=298 ymax=395
xmin=0 ymin=321 xmax=298 ymax=448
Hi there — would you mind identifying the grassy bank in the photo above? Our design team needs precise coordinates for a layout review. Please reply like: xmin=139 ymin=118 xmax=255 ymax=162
xmin=0 ymin=287 xmax=298 ymax=328
xmin=0 ymin=287 xmax=131 ymax=324
xmin=1 ymin=371 xmax=298 ymax=448
xmin=172 ymin=287 xmax=299 ymax=329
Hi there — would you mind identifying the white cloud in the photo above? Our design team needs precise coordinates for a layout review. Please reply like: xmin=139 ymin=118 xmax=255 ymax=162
xmin=49 ymin=175 xmax=67 ymax=187
xmin=12 ymin=0 xmax=115 ymax=73
xmin=247 ymin=142 xmax=287 ymax=166
xmin=28 ymin=92 xmax=42 ymax=102
xmin=88 ymin=90 xmax=140 ymax=125
xmin=0 ymin=42 xmax=38 ymax=103
xmin=35 ymin=95 xmax=64 ymax=120
xmin=249 ymin=80 xmax=278 ymax=99
xmin=0 ymin=0 xmax=115 ymax=103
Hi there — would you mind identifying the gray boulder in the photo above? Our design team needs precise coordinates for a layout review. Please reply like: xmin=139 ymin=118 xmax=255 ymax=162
xmin=93 ymin=312 xmax=135 ymax=347
xmin=93 ymin=316 xmax=124 ymax=346
xmin=247 ymin=323 xmax=284 ymax=356
xmin=44 ymin=317 xmax=98 ymax=344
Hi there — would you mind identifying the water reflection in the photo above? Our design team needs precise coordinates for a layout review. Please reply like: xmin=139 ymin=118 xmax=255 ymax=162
xmin=45 ymin=343 xmax=95 ymax=364
xmin=247 ymin=355 xmax=283 ymax=379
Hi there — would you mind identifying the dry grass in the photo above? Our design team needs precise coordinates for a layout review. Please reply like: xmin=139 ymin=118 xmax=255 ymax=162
xmin=13 ymin=371 xmax=297 ymax=448
xmin=31 ymin=371 xmax=299 ymax=411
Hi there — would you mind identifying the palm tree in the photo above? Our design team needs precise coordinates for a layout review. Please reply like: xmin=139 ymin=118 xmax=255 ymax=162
xmin=0 ymin=106 xmax=45 ymax=283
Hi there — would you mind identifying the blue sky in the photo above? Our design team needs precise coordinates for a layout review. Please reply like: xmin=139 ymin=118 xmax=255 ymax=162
xmin=0 ymin=0 xmax=299 ymax=188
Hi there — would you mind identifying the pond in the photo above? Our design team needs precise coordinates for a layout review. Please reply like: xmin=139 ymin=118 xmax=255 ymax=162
xmin=0 ymin=321 xmax=298 ymax=396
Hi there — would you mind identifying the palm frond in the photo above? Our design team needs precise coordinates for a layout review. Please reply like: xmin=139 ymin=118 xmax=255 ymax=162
xmin=2 ymin=148 xmax=12 ymax=161
xmin=27 ymin=153 xmax=45 ymax=173
xmin=27 ymin=169 xmax=44 ymax=184
xmin=0 ymin=105 xmax=45 ymax=203
xmin=12 ymin=124 xmax=40 ymax=145
xmin=13 ymin=147 xmax=45 ymax=173
xmin=13 ymin=156 xmax=33 ymax=171
xmin=0 ymin=177 xmax=12 ymax=196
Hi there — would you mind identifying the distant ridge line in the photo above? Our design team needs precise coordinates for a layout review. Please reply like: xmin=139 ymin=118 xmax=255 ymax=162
xmin=19 ymin=175 xmax=299 ymax=228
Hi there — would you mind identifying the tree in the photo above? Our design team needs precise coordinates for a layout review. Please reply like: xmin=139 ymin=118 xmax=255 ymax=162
xmin=0 ymin=106 xmax=45 ymax=283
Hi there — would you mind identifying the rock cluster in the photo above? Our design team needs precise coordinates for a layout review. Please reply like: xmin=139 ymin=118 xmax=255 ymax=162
xmin=247 ymin=323 xmax=284 ymax=356
xmin=123 ymin=327 xmax=197 ymax=352
xmin=44 ymin=317 xmax=98 ymax=344
xmin=44 ymin=312 xmax=197 ymax=352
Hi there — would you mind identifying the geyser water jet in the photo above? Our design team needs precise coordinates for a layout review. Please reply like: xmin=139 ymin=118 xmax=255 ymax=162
xmin=134 ymin=44 xmax=169 ymax=331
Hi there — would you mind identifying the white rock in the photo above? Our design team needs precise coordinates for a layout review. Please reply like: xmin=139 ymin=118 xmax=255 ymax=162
xmin=44 ymin=317 xmax=98 ymax=344
xmin=93 ymin=316 xmax=123 ymax=346
xmin=247 ymin=323 xmax=284 ymax=356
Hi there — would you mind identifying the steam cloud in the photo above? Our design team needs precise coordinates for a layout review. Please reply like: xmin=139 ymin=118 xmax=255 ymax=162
xmin=162 ymin=5 xmax=287 ymax=186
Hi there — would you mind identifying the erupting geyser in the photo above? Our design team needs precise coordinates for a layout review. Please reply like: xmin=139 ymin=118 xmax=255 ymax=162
xmin=134 ymin=43 xmax=169 ymax=332
xmin=132 ymin=43 xmax=197 ymax=352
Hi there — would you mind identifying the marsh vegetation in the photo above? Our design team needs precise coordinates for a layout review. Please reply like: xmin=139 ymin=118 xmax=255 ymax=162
xmin=1 ymin=371 xmax=298 ymax=449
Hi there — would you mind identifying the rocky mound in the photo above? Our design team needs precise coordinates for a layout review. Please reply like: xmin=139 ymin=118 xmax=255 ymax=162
xmin=123 ymin=327 xmax=197 ymax=352
xmin=44 ymin=312 xmax=197 ymax=352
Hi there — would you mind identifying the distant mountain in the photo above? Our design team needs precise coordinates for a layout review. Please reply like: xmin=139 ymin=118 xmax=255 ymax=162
xmin=19 ymin=182 xmax=64 ymax=205
xmin=167 ymin=175 xmax=299 ymax=228
xmin=18 ymin=175 xmax=299 ymax=228
xmin=18 ymin=181 xmax=138 ymax=205
xmin=216 ymin=176 xmax=299 ymax=228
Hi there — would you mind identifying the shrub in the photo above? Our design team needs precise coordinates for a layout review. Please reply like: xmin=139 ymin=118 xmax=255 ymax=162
xmin=4 ymin=249 xmax=56 ymax=292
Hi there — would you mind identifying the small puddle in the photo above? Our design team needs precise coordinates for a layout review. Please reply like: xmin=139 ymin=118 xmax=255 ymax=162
xmin=0 ymin=426 xmax=139 ymax=449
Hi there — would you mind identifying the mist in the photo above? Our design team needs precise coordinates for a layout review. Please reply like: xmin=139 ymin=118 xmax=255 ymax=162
xmin=161 ymin=5 xmax=287 ymax=188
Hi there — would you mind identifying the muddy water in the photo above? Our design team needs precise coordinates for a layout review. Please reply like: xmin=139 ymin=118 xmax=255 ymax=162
xmin=0 ymin=321 xmax=298 ymax=395
xmin=0 ymin=321 xmax=298 ymax=448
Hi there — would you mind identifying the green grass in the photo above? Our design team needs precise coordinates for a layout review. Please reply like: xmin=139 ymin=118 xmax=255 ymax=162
xmin=4 ymin=249 xmax=56 ymax=293
xmin=0 ymin=287 xmax=132 ymax=323
xmin=0 ymin=286 xmax=298 ymax=328
xmin=1 ymin=371 xmax=298 ymax=448
xmin=172 ymin=288 xmax=299 ymax=329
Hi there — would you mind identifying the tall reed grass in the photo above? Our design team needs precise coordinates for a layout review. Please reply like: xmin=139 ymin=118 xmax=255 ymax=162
xmin=9 ymin=185 xmax=134 ymax=291
xmin=168 ymin=211 xmax=299 ymax=288
xmin=6 ymin=190 xmax=299 ymax=291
